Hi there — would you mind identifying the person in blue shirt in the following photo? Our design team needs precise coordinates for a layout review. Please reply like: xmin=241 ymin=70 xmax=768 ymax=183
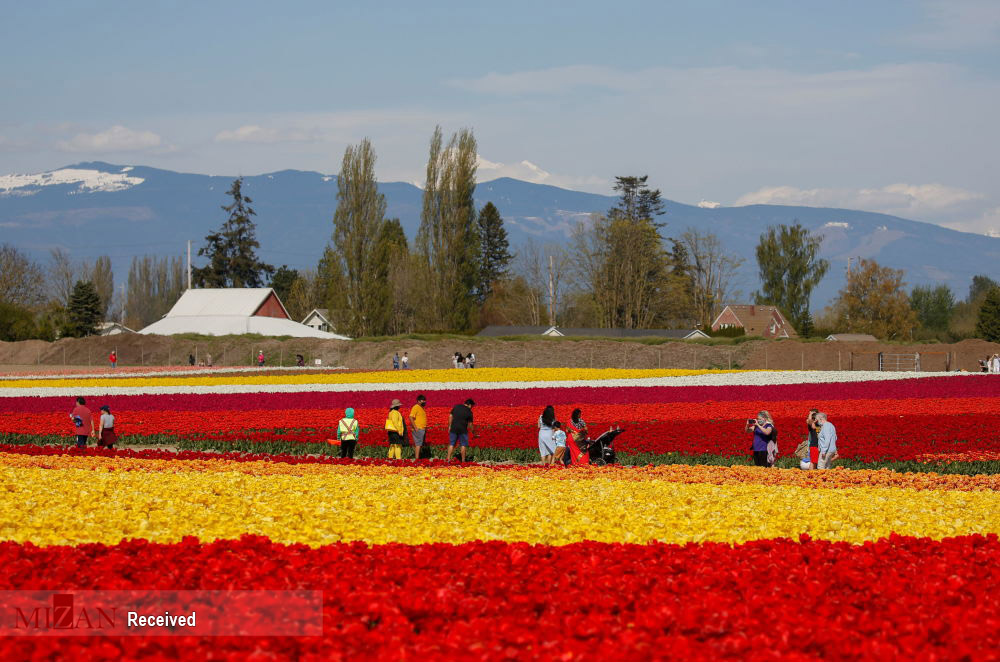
xmin=745 ymin=410 xmax=774 ymax=467
xmin=816 ymin=412 xmax=839 ymax=469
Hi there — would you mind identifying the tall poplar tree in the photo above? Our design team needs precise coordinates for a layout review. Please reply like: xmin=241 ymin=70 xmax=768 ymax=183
xmin=90 ymin=255 xmax=114 ymax=319
xmin=476 ymin=202 xmax=512 ymax=302
xmin=416 ymin=126 xmax=480 ymax=331
xmin=332 ymin=138 xmax=387 ymax=336
xmin=754 ymin=222 xmax=828 ymax=331
xmin=194 ymin=178 xmax=274 ymax=288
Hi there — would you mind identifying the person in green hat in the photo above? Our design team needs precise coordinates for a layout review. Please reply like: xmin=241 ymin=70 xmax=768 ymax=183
xmin=337 ymin=407 xmax=360 ymax=459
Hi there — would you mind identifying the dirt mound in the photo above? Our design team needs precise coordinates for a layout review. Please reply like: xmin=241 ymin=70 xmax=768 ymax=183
xmin=1 ymin=334 xmax=997 ymax=373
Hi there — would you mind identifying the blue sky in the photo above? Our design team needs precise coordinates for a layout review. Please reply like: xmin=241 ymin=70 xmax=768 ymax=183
xmin=2 ymin=0 xmax=999 ymax=233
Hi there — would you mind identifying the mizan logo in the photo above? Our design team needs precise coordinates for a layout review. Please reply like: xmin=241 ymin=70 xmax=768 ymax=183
xmin=14 ymin=594 xmax=116 ymax=630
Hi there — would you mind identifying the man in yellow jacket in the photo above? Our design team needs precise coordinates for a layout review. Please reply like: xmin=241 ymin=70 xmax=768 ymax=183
xmin=385 ymin=399 xmax=406 ymax=460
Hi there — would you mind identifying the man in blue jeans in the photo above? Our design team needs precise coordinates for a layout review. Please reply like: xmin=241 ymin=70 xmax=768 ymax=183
xmin=446 ymin=398 xmax=475 ymax=462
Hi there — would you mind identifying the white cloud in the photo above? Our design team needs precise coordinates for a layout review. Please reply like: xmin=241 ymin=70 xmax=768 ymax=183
xmin=733 ymin=183 xmax=985 ymax=218
xmin=941 ymin=206 xmax=1000 ymax=236
xmin=902 ymin=0 xmax=1000 ymax=49
xmin=213 ymin=124 xmax=321 ymax=144
xmin=476 ymin=155 xmax=607 ymax=191
xmin=57 ymin=125 xmax=163 ymax=153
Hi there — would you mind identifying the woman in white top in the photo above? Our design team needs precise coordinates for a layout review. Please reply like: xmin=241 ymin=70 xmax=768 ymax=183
xmin=98 ymin=405 xmax=118 ymax=449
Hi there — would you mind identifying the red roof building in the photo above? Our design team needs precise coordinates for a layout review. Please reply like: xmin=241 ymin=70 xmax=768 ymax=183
xmin=711 ymin=305 xmax=797 ymax=339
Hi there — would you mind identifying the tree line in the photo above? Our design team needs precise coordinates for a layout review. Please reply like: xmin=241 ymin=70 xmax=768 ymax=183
xmin=2 ymin=126 xmax=1000 ymax=343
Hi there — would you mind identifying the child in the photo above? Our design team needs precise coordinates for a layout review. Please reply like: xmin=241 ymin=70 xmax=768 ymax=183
xmin=385 ymin=398 xmax=405 ymax=460
xmin=552 ymin=420 xmax=567 ymax=465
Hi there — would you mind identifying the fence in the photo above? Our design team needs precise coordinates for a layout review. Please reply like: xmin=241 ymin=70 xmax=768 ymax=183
xmin=0 ymin=340 xmax=977 ymax=372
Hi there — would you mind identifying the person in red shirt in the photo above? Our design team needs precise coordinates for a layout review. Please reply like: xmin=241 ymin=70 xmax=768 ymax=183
xmin=69 ymin=397 xmax=94 ymax=449
xmin=108 ymin=350 xmax=117 ymax=369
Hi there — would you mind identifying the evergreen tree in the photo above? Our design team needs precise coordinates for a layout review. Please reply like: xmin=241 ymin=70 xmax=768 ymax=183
xmin=476 ymin=202 xmax=512 ymax=302
xmin=63 ymin=280 xmax=102 ymax=337
xmin=610 ymin=176 xmax=666 ymax=226
xmin=754 ymin=222 xmax=828 ymax=332
xmin=332 ymin=138 xmax=388 ymax=336
xmin=976 ymin=288 xmax=1000 ymax=342
xmin=0 ymin=301 xmax=37 ymax=341
xmin=416 ymin=126 xmax=480 ymax=331
xmin=909 ymin=284 xmax=955 ymax=332
xmin=969 ymin=276 xmax=1000 ymax=303
xmin=269 ymin=265 xmax=299 ymax=304
xmin=193 ymin=178 xmax=274 ymax=288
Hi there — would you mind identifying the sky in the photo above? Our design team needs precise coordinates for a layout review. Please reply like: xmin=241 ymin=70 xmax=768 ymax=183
xmin=1 ymin=0 xmax=999 ymax=234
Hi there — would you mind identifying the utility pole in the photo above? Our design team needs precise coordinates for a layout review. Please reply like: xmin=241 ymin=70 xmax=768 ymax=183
xmin=120 ymin=283 xmax=125 ymax=326
xmin=548 ymin=254 xmax=555 ymax=327
xmin=187 ymin=240 xmax=192 ymax=290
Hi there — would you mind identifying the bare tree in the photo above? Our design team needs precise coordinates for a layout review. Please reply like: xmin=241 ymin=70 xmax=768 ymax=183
xmin=515 ymin=242 xmax=572 ymax=327
xmin=48 ymin=248 xmax=79 ymax=307
xmin=90 ymin=255 xmax=114 ymax=319
xmin=0 ymin=244 xmax=46 ymax=307
xmin=680 ymin=229 xmax=745 ymax=328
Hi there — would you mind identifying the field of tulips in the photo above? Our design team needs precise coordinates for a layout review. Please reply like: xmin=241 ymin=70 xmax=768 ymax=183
xmin=0 ymin=367 xmax=998 ymax=468
xmin=1 ymin=367 xmax=999 ymax=659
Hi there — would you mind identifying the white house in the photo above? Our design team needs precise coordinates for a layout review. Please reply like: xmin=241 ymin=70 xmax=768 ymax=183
xmin=302 ymin=308 xmax=334 ymax=333
xmin=139 ymin=288 xmax=350 ymax=339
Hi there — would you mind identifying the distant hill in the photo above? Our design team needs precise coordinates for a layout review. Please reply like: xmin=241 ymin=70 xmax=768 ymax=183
xmin=2 ymin=161 xmax=999 ymax=307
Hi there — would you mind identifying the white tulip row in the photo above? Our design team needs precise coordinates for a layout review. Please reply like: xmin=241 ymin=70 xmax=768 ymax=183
xmin=0 ymin=370 xmax=968 ymax=399
xmin=0 ymin=365 xmax=347 ymax=381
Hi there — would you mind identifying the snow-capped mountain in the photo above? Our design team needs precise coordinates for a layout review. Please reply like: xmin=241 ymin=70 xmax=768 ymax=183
xmin=2 ymin=162 xmax=999 ymax=307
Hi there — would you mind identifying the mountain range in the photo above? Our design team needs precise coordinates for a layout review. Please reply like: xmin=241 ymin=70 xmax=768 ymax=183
xmin=2 ymin=161 xmax=999 ymax=309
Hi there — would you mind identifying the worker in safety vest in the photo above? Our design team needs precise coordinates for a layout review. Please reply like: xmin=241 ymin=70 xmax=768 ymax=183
xmin=337 ymin=407 xmax=360 ymax=459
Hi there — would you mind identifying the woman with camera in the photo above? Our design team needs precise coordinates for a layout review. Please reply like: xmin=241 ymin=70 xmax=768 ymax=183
xmin=746 ymin=411 xmax=775 ymax=467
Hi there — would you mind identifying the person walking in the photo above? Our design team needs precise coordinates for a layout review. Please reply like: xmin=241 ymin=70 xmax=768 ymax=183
xmin=69 ymin=397 xmax=94 ymax=449
xmin=392 ymin=353 xmax=400 ymax=370
xmin=467 ymin=352 xmax=476 ymax=369
xmin=538 ymin=405 xmax=556 ymax=464
xmin=108 ymin=350 xmax=117 ymax=369
xmin=746 ymin=410 xmax=774 ymax=467
xmin=816 ymin=412 xmax=839 ymax=469
xmin=97 ymin=405 xmax=118 ymax=449
xmin=386 ymin=399 xmax=406 ymax=459
xmin=446 ymin=399 xmax=475 ymax=462
xmin=205 ymin=353 xmax=213 ymax=367
xmin=452 ymin=352 xmax=461 ymax=369
xmin=409 ymin=394 xmax=427 ymax=460
xmin=257 ymin=350 xmax=265 ymax=367
xmin=337 ymin=408 xmax=360 ymax=459
xmin=188 ymin=353 xmax=195 ymax=366
xmin=991 ymin=354 xmax=1000 ymax=374
xmin=402 ymin=352 xmax=410 ymax=370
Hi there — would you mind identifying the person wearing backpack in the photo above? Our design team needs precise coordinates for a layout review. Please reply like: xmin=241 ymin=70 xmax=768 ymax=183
xmin=745 ymin=410 xmax=774 ymax=467
xmin=337 ymin=408 xmax=361 ymax=459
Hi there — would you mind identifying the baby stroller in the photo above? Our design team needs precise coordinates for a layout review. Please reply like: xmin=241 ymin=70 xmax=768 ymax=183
xmin=567 ymin=428 xmax=624 ymax=466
